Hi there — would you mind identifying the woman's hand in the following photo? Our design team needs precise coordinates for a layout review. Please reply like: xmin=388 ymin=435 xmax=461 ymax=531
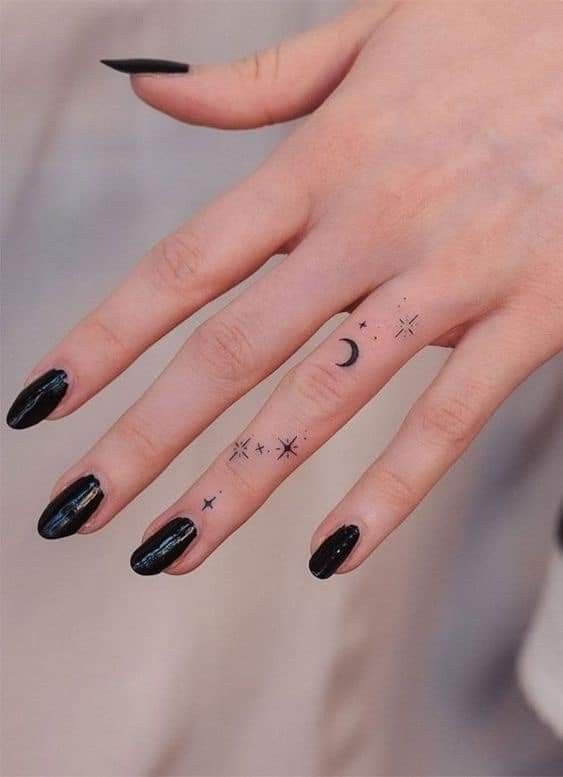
xmin=8 ymin=1 xmax=562 ymax=578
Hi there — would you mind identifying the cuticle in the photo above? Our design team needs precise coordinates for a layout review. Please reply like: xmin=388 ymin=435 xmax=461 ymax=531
xmin=312 ymin=521 xmax=345 ymax=553
xmin=24 ymin=364 xmax=71 ymax=389
xmin=141 ymin=513 xmax=196 ymax=544
xmin=168 ymin=515 xmax=199 ymax=559
xmin=53 ymin=469 xmax=108 ymax=503
xmin=51 ymin=367 xmax=73 ymax=411
xmin=338 ymin=522 xmax=364 ymax=568
xmin=89 ymin=471 xmax=109 ymax=501
xmin=75 ymin=472 xmax=109 ymax=533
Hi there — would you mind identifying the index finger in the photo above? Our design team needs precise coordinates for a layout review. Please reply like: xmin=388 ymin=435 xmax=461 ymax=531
xmin=6 ymin=160 xmax=307 ymax=429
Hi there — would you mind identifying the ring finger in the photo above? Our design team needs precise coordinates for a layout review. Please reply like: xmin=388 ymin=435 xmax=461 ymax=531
xmin=309 ymin=305 xmax=557 ymax=577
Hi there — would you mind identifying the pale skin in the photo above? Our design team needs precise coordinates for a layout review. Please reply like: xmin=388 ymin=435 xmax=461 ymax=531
xmin=19 ymin=1 xmax=563 ymax=575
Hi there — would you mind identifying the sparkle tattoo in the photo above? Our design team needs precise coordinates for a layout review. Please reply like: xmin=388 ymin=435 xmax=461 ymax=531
xmin=229 ymin=438 xmax=251 ymax=462
xmin=276 ymin=436 xmax=298 ymax=460
xmin=395 ymin=314 xmax=419 ymax=339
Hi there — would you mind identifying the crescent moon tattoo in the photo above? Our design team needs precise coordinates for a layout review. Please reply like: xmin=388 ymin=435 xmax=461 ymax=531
xmin=335 ymin=338 xmax=359 ymax=368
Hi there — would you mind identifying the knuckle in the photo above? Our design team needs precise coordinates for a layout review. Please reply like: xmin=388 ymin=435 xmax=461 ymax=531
xmin=252 ymin=50 xmax=263 ymax=83
xmin=151 ymin=231 xmax=205 ymax=295
xmin=193 ymin=316 xmax=256 ymax=385
xmin=86 ymin=313 xmax=130 ymax=359
xmin=271 ymin=43 xmax=282 ymax=82
xmin=223 ymin=455 xmax=260 ymax=500
xmin=418 ymin=392 xmax=482 ymax=447
xmin=233 ymin=46 xmax=284 ymax=125
xmin=256 ymin=44 xmax=282 ymax=83
xmin=509 ymin=284 xmax=563 ymax=349
xmin=118 ymin=415 xmax=161 ymax=466
xmin=233 ymin=51 xmax=262 ymax=84
xmin=283 ymin=362 xmax=348 ymax=419
xmin=235 ymin=46 xmax=280 ymax=84
xmin=373 ymin=467 xmax=416 ymax=512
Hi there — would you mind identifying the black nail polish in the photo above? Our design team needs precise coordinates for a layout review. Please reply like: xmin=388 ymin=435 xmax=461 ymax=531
xmin=309 ymin=524 xmax=360 ymax=580
xmin=6 ymin=368 xmax=68 ymax=430
xmin=100 ymin=58 xmax=189 ymax=75
xmin=38 ymin=475 xmax=104 ymax=539
xmin=131 ymin=518 xmax=197 ymax=576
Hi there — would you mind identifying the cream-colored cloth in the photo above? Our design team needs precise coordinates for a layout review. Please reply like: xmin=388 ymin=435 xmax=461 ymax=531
xmin=2 ymin=3 xmax=563 ymax=775
xmin=519 ymin=541 xmax=563 ymax=741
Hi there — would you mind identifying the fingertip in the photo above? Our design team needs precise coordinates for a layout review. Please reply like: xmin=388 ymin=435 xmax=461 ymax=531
xmin=308 ymin=524 xmax=360 ymax=580
xmin=6 ymin=368 xmax=69 ymax=430
xmin=127 ymin=64 xmax=249 ymax=130
xmin=130 ymin=517 xmax=198 ymax=576
xmin=127 ymin=71 xmax=199 ymax=124
xmin=100 ymin=58 xmax=190 ymax=75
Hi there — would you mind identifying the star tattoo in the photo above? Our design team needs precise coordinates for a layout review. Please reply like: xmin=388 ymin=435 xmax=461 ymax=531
xmin=359 ymin=320 xmax=367 ymax=329
xmin=202 ymin=496 xmax=216 ymax=510
xmin=276 ymin=436 xmax=298 ymax=460
xmin=395 ymin=314 xmax=419 ymax=339
xmin=229 ymin=438 xmax=251 ymax=461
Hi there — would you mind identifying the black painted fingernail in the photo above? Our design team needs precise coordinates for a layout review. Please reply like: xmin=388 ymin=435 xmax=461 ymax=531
xmin=100 ymin=58 xmax=189 ymax=75
xmin=38 ymin=475 xmax=104 ymax=539
xmin=309 ymin=524 xmax=360 ymax=580
xmin=131 ymin=517 xmax=197 ymax=576
xmin=6 ymin=368 xmax=68 ymax=430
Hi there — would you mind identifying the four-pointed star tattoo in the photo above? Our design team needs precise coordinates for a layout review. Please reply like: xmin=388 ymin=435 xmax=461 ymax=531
xmin=229 ymin=438 xmax=251 ymax=461
xmin=395 ymin=314 xmax=419 ymax=338
xmin=276 ymin=436 xmax=298 ymax=460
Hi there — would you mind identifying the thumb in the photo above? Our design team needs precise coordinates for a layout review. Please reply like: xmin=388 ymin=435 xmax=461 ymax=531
xmin=102 ymin=2 xmax=397 ymax=129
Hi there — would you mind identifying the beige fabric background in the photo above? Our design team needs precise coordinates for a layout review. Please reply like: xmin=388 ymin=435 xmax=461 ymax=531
xmin=1 ymin=2 xmax=562 ymax=775
xmin=519 ymin=550 xmax=563 ymax=741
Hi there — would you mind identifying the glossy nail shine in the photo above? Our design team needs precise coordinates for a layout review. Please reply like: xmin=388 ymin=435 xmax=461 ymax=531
xmin=131 ymin=518 xmax=197 ymax=576
xmin=38 ymin=475 xmax=104 ymax=539
xmin=309 ymin=524 xmax=360 ymax=579
xmin=6 ymin=368 xmax=68 ymax=429
xmin=100 ymin=58 xmax=189 ymax=75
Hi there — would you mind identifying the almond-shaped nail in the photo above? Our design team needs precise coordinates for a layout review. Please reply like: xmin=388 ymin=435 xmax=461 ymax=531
xmin=130 ymin=518 xmax=197 ymax=576
xmin=100 ymin=58 xmax=189 ymax=75
xmin=6 ymin=368 xmax=68 ymax=429
xmin=38 ymin=475 xmax=104 ymax=539
xmin=308 ymin=524 xmax=360 ymax=580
